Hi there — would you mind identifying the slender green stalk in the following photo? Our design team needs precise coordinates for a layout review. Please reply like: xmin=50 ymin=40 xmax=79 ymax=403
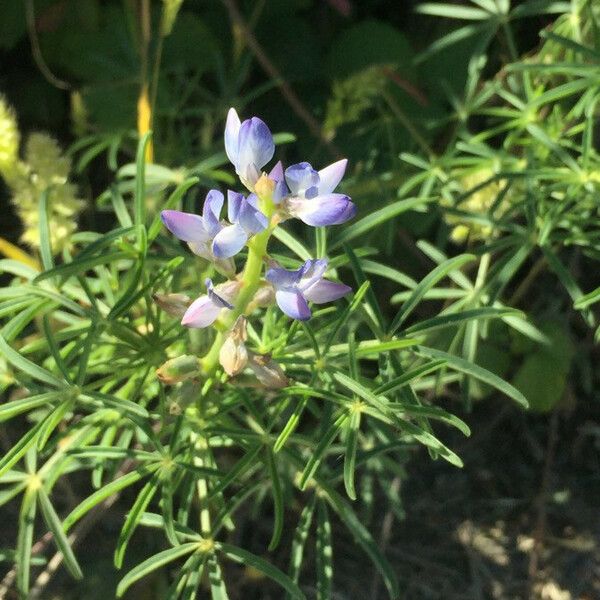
xmin=200 ymin=188 xmax=275 ymax=374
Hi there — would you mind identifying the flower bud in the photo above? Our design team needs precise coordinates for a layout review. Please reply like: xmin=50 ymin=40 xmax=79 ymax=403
xmin=246 ymin=282 xmax=275 ymax=313
xmin=156 ymin=355 xmax=200 ymax=384
xmin=219 ymin=317 xmax=248 ymax=376
xmin=153 ymin=292 xmax=191 ymax=317
xmin=254 ymin=173 xmax=276 ymax=199
xmin=248 ymin=352 xmax=288 ymax=389
xmin=216 ymin=279 xmax=243 ymax=305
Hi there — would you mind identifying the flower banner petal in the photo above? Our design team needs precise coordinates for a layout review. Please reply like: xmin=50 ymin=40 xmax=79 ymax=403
xmin=318 ymin=158 xmax=348 ymax=195
xmin=224 ymin=108 xmax=241 ymax=166
xmin=161 ymin=210 xmax=207 ymax=242
xmin=202 ymin=189 xmax=224 ymax=236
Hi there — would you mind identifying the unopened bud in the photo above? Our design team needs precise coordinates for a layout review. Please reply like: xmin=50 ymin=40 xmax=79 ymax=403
xmin=153 ymin=293 xmax=191 ymax=317
xmin=248 ymin=352 xmax=288 ymax=389
xmin=254 ymin=173 xmax=276 ymax=199
xmin=216 ymin=279 xmax=243 ymax=305
xmin=246 ymin=282 xmax=275 ymax=313
xmin=156 ymin=355 xmax=200 ymax=384
xmin=215 ymin=256 xmax=237 ymax=279
xmin=219 ymin=317 xmax=248 ymax=376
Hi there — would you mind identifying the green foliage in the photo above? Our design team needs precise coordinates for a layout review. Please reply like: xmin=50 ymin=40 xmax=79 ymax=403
xmin=1 ymin=0 xmax=598 ymax=597
xmin=0 ymin=124 xmax=526 ymax=595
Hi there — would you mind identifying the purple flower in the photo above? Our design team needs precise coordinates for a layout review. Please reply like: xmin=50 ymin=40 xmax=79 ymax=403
xmin=266 ymin=259 xmax=351 ymax=321
xmin=161 ymin=189 xmax=233 ymax=268
xmin=181 ymin=279 xmax=237 ymax=328
xmin=212 ymin=191 xmax=268 ymax=258
xmin=268 ymin=161 xmax=289 ymax=203
xmin=281 ymin=159 xmax=356 ymax=226
xmin=225 ymin=108 xmax=275 ymax=190
xmin=162 ymin=188 xmax=268 ymax=262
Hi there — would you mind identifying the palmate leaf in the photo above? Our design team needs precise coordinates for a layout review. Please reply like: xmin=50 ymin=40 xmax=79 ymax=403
xmin=37 ymin=400 xmax=74 ymax=451
xmin=323 ymin=281 xmax=370 ymax=352
xmin=404 ymin=306 xmax=521 ymax=334
xmin=33 ymin=250 xmax=132 ymax=284
xmin=389 ymin=254 xmax=477 ymax=336
xmin=216 ymin=543 xmax=305 ymax=600
xmin=0 ymin=418 xmax=48 ymax=479
xmin=38 ymin=188 xmax=54 ymax=272
xmin=331 ymin=197 xmax=435 ymax=250
xmin=16 ymin=488 xmax=37 ymax=597
xmin=510 ymin=1 xmax=570 ymax=18
xmin=416 ymin=3 xmax=492 ymax=20
xmin=37 ymin=488 xmax=83 ymax=579
xmin=148 ymin=176 xmax=199 ymax=241
xmin=0 ymin=391 xmax=63 ymax=422
xmin=539 ymin=29 xmax=600 ymax=60
xmin=169 ymin=551 xmax=205 ymax=600
xmin=374 ymin=359 xmax=447 ymax=396
xmin=272 ymin=227 xmax=312 ymax=261
xmin=299 ymin=413 xmax=348 ymax=490
xmin=116 ymin=543 xmax=199 ymax=598
xmin=265 ymin=448 xmax=284 ymax=551
xmin=274 ymin=396 xmax=309 ymax=453
xmin=315 ymin=500 xmax=333 ymax=600
xmin=114 ymin=474 xmax=160 ymax=568
xmin=333 ymin=371 xmax=465 ymax=466
xmin=575 ymin=285 xmax=600 ymax=309
xmin=343 ymin=409 xmax=361 ymax=500
xmin=64 ymin=466 xmax=159 ymax=532
xmin=287 ymin=495 xmax=316 ymax=592
xmin=0 ymin=333 xmax=65 ymax=388
xmin=418 ymin=346 xmax=528 ymax=408
xmin=207 ymin=553 xmax=230 ymax=600
xmin=295 ymin=337 xmax=421 ymax=360
xmin=134 ymin=132 xmax=152 ymax=245
xmin=323 ymin=486 xmax=399 ymax=599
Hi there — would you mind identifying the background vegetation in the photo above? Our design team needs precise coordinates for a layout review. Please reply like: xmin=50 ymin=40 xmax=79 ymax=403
xmin=0 ymin=1 xmax=599 ymax=599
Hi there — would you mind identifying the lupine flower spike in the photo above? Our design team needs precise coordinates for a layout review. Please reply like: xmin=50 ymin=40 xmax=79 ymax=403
xmin=161 ymin=107 xmax=356 ymax=383
xmin=266 ymin=259 xmax=351 ymax=321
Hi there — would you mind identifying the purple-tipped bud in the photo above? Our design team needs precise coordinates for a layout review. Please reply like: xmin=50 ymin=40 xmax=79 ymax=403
xmin=224 ymin=108 xmax=274 ymax=190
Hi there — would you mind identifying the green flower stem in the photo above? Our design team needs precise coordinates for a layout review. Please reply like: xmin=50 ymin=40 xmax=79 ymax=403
xmin=200 ymin=188 xmax=275 ymax=374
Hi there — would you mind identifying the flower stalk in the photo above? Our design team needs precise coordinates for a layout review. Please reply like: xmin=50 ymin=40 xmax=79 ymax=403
xmin=200 ymin=188 xmax=275 ymax=374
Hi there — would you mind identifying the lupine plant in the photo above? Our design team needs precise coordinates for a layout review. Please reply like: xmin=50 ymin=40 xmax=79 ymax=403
xmin=0 ymin=103 xmax=530 ymax=600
